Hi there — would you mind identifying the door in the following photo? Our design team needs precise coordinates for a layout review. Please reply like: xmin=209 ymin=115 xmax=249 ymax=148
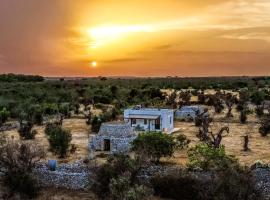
xmin=104 ymin=139 xmax=110 ymax=151
xmin=155 ymin=118 xmax=160 ymax=130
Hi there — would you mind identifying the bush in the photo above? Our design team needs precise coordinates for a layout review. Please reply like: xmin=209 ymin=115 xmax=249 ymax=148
xmin=174 ymin=134 xmax=190 ymax=149
xmin=259 ymin=115 xmax=270 ymax=136
xmin=46 ymin=124 xmax=72 ymax=158
xmin=151 ymin=171 xmax=203 ymax=200
xmin=188 ymin=143 xmax=237 ymax=171
xmin=0 ymin=107 xmax=10 ymax=124
xmin=92 ymin=154 xmax=145 ymax=199
xmin=240 ymin=110 xmax=248 ymax=124
xmin=18 ymin=122 xmax=37 ymax=140
xmin=109 ymin=174 xmax=152 ymax=200
xmin=0 ymin=139 xmax=45 ymax=198
xmin=255 ymin=106 xmax=264 ymax=117
xmin=213 ymin=166 xmax=259 ymax=200
xmin=132 ymin=132 xmax=176 ymax=163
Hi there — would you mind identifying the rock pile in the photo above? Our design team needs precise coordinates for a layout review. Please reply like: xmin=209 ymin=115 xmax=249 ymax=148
xmin=34 ymin=160 xmax=91 ymax=190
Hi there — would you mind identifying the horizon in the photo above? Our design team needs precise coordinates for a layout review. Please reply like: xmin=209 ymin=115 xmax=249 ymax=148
xmin=1 ymin=0 xmax=270 ymax=76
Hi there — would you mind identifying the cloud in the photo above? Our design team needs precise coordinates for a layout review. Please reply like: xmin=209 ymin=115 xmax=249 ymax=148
xmin=102 ymin=58 xmax=148 ymax=64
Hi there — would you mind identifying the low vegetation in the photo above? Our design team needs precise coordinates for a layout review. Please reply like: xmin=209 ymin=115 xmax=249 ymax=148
xmin=45 ymin=124 xmax=72 ymax=158
xmin=0 ymin=137 xmax=45 ymax=198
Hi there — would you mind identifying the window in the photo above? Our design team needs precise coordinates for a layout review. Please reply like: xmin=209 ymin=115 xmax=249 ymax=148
xmin=170 ymin=116 xmax=172 ymax=124
xmin=144 ymin=119 xmax=147 ymax=125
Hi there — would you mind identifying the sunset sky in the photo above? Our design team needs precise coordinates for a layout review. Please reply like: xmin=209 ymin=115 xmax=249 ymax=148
xmin=0 ymin=0 xmax=270 ymax=77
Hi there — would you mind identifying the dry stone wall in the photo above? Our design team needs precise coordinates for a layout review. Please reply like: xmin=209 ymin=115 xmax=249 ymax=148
xmin=34 ymin=161 xmax=91 ymax=190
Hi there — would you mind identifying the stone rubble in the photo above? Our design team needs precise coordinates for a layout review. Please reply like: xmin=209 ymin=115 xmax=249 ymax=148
xmin=34 ymin=160 xmax=92 ymax=190
xmin=0 ymin=122 xmax=19 ymax=132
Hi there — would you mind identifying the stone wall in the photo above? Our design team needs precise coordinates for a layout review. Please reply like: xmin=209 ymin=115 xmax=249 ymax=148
xmin=90 ymin=135 xmax=136 ymax=153
xmin=34 ymin=161 xmax=92 ymax=190
xmin=0 ymin=122 xmax=19 ymax=132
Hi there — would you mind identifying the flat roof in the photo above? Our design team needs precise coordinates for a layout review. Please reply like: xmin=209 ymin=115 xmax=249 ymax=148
xmin=125 ymin=108 xmax=173 ymax=112
xmin=126 ymin=114 xmax=160 ymax=119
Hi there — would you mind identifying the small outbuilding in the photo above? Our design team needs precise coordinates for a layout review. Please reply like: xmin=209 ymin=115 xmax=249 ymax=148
xmin=89 ymin=122 xmax=137 ymax=153
xmin=175 ymin=105 xmax=206 ymax=121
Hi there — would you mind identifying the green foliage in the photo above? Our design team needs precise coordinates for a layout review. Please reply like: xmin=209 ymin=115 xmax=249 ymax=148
xmin=91 ymin=109 xmax=119 ymax=133
xmin=188 ymin=143 xmax=237 ymax=171
xmin=132 ymin=132 xmax=176 ymax=163
xmin=251 ymin=91 xmax=265 ymax=106
xmin=18 ymin=122 xmax=37 ymax=140
xmin=173 ymin=134 xmax=190 ymax=149
xmin=0 ymin=107 xmax=10 ymax=125
xmin=0 ymin=74 xmax=44 ymax=82
xmin=240 ymin=110 xmax=248 ymax=124
xmin=46 ymin=124 xmax=72 ymax=158
xmin=0 ymin=140 xmax=45 ymax=198
xmin=109 ymin=175 xmax=152 ymax=200
xmin=151 ymin=171 xmax=203 ymax=200
xmin=92 ymin=154 xmax=148 ymax=200
xmin=213 ymin=166 xmax=259 ymax=200
xmin=59 ymin=103 xmax=71 ymax=117
xmin=259 ymin=115 xmax=270 ymax=136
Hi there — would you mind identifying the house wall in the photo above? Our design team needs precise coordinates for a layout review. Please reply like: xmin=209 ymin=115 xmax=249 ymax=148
xmin=124 ymin=109 xmax=174 ymax=133
xmin=90 ymin=135 xmax=137 ymax=153
xmin=161 ymin=111 xmax=174 ymax=133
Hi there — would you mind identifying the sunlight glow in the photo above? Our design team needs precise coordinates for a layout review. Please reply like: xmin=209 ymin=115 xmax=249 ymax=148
xmin=87 ymin=25 xmax=155 ymax=48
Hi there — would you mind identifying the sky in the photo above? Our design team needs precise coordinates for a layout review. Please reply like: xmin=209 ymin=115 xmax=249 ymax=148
xmin=0 ymin=0 xmax=270 ymax=77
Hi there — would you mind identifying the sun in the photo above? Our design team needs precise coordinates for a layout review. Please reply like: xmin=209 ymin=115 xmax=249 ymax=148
xmin=91 ymin=61 xmax=97 ymax=68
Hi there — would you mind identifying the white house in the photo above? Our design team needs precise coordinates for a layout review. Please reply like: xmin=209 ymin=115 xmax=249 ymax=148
xmin=124 ymin=107 xmax=174 ymax=134
xmin=175 ymin=105 xmax=206 ymax=121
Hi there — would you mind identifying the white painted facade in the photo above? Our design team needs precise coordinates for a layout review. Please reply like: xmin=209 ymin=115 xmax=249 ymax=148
xmin=124 ymin=108 xmax=174 ymax=134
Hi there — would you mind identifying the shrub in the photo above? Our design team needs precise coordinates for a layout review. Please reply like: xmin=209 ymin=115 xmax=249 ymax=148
xmin=240 ymin=110 xmax=248 ymax=124
xmin=46 ymin=125 xmax=72 ymax=158
xmin=59 ymin=103 xmax=71 ymax=117
xmin=109 ymin=174 xmax=152 ymax=200
xmin=186 ymin=143 xmax=259 ymax=200
xmin=0 ymin=139 xmax=45 ymax=198
xmin=92 ymin=154 xmax=145 ymax=199
xmin=91 ymin=110 xmax=119 ymax=133
xmin=0 ymin=107 xmax=10 ymax=124
xmin=188 ymin=143 xmax=237 ymax=171
xmin=213 ymin=166 xmax=259 ymax=200
xmin=18 ymin=122 xmax=37 ymax=140
xmin=174 ymin=134 xmax=190 ymax=149
xmin=91 ymin=116 xmax=103 ymax=133
xmin=132 ymin=132 xmax=176 ymax=163
xmin=151 ymin=171 xmax=203 ymax=200
xmin=259 ymin=115 xmax=270 ymax=136
xmin=256 ymin=106 xmax=265 ymax=117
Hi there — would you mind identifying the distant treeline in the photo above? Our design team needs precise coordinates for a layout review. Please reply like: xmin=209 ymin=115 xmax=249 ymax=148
xmin=0 ymin=75 xmax=270 ymax=122
xmin=0 ymin=74 xmax=44 ymax=82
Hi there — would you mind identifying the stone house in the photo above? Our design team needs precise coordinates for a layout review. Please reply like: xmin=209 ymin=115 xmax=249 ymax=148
xmin=89 ymin=122 xmax=137 ymax=153
xmin=175 ymin=105 xmax=206 ymax=121
xmin=124 ymin=107 xmax=174 ymax=134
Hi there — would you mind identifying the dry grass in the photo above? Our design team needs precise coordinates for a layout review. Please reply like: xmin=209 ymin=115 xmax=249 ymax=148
xmin=170 ymin=107 xmax=269 ymax=167
xmin=1 ymin=105 xmax=268 ymax=167
xmin=2 ymin=118 xmax=90 ymax=163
